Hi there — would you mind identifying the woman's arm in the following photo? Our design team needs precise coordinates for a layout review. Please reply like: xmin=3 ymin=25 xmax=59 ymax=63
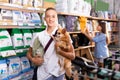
xmin=82 ymin=28 xmax=93 ymax=41
xmin=84 ymin=32 xmax=93 ymax=41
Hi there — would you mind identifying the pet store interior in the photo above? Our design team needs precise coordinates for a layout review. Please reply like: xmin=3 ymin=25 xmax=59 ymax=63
xmin=0 ymin=0 xmax=120 ymax=80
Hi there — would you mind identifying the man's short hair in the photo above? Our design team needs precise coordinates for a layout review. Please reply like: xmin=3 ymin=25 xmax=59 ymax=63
xmin=45 ymin=7 xmax=57 ymax=13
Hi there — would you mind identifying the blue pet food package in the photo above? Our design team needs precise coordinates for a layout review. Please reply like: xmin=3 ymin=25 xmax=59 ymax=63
xmin=0 ymin=59 xmax=8 ymax=80
xmin=7 ymin=57 xmax=21 ymax=79
xmin=20 ymin=56 xmax=31 ymax=72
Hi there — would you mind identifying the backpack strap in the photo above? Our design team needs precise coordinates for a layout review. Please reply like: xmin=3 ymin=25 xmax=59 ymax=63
xmin=44 ymin=30 xmax=57 ymax=53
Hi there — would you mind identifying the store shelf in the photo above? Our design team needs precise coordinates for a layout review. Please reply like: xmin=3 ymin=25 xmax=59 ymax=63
xmin=0 ymin=51 xmax=27 ymax=60
xmin=0 ymin=25 xmax=18 ymax=28
xmin=89 ymin=17 xmax=118 ymax=22
xmin=109 ymin=30 xmax=119 ymax=32
xmin=0 ymin=25 xmax=46 ymax=29
xmin=0 ymin=2 xmax=45 ymax=13
xmin=74 ymin=45 xmax=95 ymax=51
xmin=69 ymin=31 xmax=81 ymax=34
xmin=58 ymin=12 xmax=118 ymax=22
xmin=111 ymin=40 xmax=119 ymax=43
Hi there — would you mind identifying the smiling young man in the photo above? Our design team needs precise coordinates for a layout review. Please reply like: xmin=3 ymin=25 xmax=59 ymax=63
xmin=27 ymin=7 xmax=75 ymax=80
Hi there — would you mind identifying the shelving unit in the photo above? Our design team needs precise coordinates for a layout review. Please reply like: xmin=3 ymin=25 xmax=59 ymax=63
xmin=0 ymin=25 xmax=18 ymax=28
xmin=58 ymin=11 xmax=119 ymax=46
xmin=58 ymin=11 xmax=119 ymax=62
xmin=58 ymin=12 xmax=118 ymax=22
xmin=0 ymin=2 xmax=45 ymax=13
xmin=0 ymin=2 xmax=45 ymax=29
xmin=74 ymin=45 xmax=95 ymax=51
xmin=0 ymin=2 xmax=45 ymax=80
xmin=0 ymin=1 xmax=119 ymax=80
xmin=108 ymin=21 xmax=119 ymax=46
xmin=0 ymin=2 xmax=117 ymax=60
xmin=0 ymin=50 xmax=27 ymax=60
xmin=0 ymin=25 xmax=46 ymax=29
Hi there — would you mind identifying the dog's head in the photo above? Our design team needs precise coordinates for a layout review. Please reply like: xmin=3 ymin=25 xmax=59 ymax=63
xmin=55 ymin=27 xmax=70 ymax=42
xmin=55 ymin=27 xmax=71 ymax=51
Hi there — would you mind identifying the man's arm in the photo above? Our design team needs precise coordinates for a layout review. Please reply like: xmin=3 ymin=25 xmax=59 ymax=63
xmin=27 ymin=47 xmax=44 ymax=66
xmin=55 ymin=42 xmax=75 ymax=60
xmin=27 ymin=47 xmax=33 ymax=61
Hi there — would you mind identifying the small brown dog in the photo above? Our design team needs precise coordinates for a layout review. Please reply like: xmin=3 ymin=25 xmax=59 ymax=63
xmin=54 ymin=27 xmax=72 ymax=78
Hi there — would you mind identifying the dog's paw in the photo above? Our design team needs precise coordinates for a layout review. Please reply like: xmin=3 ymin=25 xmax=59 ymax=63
xmin=57 ymin=47 xmax=61 ymax=52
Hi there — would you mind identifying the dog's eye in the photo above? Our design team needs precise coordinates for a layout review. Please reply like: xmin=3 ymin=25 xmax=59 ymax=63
xmin=57 ymin=32 xmax=60 ymax=35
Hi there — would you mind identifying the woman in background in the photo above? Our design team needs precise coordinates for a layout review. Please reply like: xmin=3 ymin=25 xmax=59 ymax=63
xmin=82 ymin=21 xmax=110 ymax=67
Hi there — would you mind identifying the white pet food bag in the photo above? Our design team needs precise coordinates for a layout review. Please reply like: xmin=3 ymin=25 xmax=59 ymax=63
xmin=23 ymin=0 xmax=33 ymax=7
xmin=12 ymin=11 xmax=23 ymax=26
xmin=1 ymin=9 xmax=13 ymax=25
xmin=0 ymin=29 xmax=16 ymax=57
xmin=22 ymin=12 xmax=32 ymax=26
xmin=0 ymin=59 xmax=8 ymax=80
xmin=21 ymin=29 xmax=32 ymax=48
xmin=7 ymin=57 xmax=21 ymax=79
xmin=34 ymin=0 xmax=43 ymax=8
xmin=10 ymin=0 xmax=22 ymax=6
xmin=0 ymin=29 xmax=13 ymax=48
xmin=11 ymin=29 xmax=24 ymax=50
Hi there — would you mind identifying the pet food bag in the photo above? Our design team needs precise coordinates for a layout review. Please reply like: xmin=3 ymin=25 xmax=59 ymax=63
xmin=58 ymin=15 xmax=66 ymax=28
xmin=7 ymin=56 xmax=21 ymax=79
xmin=20 ymin=56 xmax=31 ymax=72
xmin=33 ymin=0 xmax=43 ymax=8
xmin=0 ymin=29 xmax=13 ymax=50
xmin=12 ymin=11 xmax=23 ymax=25
xmin=32 ymin=36 xmax=44 ymax=57
xmin=0 ymin=59 xmax=8 ymax=80
xmin=1 ymin=9 xmax=13 ymax=25
xmin=10 ymin=0 xmax=22 ymax=6
xmin=31 ymin=13 xmax=41 ymax=26
xmin=22 ymin=12 xmax=32 ymax=26
xmin=20 ymin=68 xmax=33 ymax=80
xmin=11 ymin=29 xmax=24 ymax=50
xmin=65 ymin=16 xmax=76 ymax=32
xmin=0 ymin=29 xmax=16 ymax=57
xmin=21 ymin=29 xmax=32 ymax=48
xmin=22 ymin=0 xmax=33 ymax=7
xmin=78 ymin=16 xmax=87 ymax=32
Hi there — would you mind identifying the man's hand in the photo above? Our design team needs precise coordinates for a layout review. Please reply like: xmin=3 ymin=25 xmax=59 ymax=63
xmin=32 ymin=56 xmax=44 ymax=66
xmin=54 ymin=41 xmax=61 ymax=52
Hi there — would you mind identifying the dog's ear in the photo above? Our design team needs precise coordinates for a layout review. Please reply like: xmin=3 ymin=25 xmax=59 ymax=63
xmin=62 ymin=28 xmax=66 ymax=34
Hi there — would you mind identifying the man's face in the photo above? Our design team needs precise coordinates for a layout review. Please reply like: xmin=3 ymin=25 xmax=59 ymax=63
xmin=45 ymin=9 xmax=58 ymax=27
